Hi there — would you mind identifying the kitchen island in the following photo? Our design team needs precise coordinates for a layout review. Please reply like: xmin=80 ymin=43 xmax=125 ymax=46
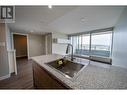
xmin=32 ymin=54 xmax=127 ymax=89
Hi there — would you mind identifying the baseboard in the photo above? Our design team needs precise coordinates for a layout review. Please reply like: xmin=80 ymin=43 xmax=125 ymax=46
xmin=0 ymin=74 xmax=10 ymax=81
xmin=16 ymin=55 xmax=27 ymax=58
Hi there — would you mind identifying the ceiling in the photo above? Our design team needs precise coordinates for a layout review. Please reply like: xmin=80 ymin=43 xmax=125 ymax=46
xmin=8 ymin=6 xmax=125 ymax=35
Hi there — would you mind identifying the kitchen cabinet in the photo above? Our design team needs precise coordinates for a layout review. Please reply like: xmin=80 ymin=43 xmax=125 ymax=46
xmin=32 ymin=61 xmax=70 ymax=89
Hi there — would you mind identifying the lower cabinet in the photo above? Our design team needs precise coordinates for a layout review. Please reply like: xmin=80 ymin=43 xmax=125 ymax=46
xmin=32 ymin=61 xmax=70 ymax=89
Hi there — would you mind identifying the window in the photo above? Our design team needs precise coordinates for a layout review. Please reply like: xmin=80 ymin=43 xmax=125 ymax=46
xmin=81 ymin=34 xmax=90 ymax=56
xmin=91 ymin=32 xmax=112 ymax=57
xmin=69 ymin=28 xmax=113 ymax=58
xmin=70 ymin=34 xmax=90 ymax=57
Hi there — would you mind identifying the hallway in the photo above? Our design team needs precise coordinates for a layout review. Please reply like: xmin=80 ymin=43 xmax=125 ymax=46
xmin=0 ymin=58 xmax=33 ymax=89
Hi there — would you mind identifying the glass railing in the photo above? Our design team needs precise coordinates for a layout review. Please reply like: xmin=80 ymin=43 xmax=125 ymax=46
xmin=74 ymin=45 xmax=111 ymax=57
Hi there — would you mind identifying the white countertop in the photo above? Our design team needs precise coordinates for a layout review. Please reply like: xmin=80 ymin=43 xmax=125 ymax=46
xmin=32 ymin=54 xmax=127 ymax=89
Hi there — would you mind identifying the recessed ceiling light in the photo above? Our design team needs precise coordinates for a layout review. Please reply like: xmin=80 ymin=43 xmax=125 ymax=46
xmin=48 ymin=5 xmax=52 ymax=9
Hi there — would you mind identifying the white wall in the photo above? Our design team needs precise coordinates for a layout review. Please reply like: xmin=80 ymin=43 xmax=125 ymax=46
xmin=45 ymin=33 xmax=52 ymax=54
xmin=28 ymin=34 xmax=45 ymax=57
xmin=5 ymin=25 xmax=17 ymax=74
xmin=52 ymin=32 xmax=68 ymax=55
xmin=112 ymin=7 xmax=127 ymax=68
xmin=6 ymin=24 xmax=12 ymax=50
xmin=0 ymin=23 xmax=9 ymax=77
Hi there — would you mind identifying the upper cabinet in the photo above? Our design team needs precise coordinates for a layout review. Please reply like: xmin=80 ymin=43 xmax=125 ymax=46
xmin=53 ymin=38 xmax=70 ymax=44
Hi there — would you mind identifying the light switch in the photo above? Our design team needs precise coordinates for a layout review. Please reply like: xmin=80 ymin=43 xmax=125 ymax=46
xmin=0 ymin=42 xmax=6 ymax=47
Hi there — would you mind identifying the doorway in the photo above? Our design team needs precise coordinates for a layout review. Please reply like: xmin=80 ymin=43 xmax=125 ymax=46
xmin=13 ymin=33 xmax=28 ymax=59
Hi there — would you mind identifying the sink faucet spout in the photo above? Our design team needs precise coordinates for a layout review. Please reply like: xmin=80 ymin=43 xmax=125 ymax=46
xmin=66 ymin=44 xmax=74 ymax=61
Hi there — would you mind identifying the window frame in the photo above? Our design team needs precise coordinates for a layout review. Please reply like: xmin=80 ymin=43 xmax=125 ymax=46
xmin=68 ymin=27 xmax=113 ymax=61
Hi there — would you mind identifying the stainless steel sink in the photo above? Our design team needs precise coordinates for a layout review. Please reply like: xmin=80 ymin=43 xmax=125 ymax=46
xmin=45 ymin=58 xmax=85 ymax=78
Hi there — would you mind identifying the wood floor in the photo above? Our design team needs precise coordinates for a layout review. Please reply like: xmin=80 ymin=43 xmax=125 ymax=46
xmin=0 ymin=58 xmax=34 ymax=89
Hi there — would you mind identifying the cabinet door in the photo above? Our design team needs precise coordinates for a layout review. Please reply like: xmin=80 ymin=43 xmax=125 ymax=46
xmin=33 ymin=62 xmax=69 ymax=89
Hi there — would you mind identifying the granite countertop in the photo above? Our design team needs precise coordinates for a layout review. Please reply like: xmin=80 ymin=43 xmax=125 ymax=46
xmin=32 ymin=54 xmax=127 ymax=89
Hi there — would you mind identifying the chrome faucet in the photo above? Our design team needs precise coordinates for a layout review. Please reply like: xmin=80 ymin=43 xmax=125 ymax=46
xmin=66 ymin=44 xmax=74 ymax=61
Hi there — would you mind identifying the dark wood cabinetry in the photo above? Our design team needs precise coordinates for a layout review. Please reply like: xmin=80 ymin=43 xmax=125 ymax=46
xmin=32 ymin=61 xmax=70 ymax=89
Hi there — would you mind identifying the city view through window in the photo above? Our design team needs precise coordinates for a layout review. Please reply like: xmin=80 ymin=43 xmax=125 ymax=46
xmin=70 ymin=31 xmax=112 ymax=58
